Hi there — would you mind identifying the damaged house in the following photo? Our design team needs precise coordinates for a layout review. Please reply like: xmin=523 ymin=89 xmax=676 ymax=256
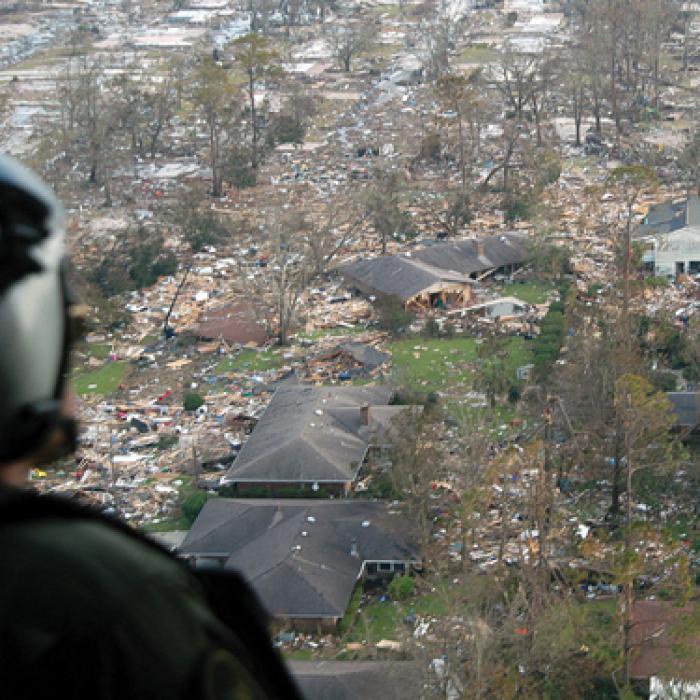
xmin=309 ymin=342 xmax=390 ymax=381
xmin=194 ymin=302 xmax=268 ymax=346
xmin=221 ymin=385 xmax=412 ymax=494
xmin=340 ymin=234 xmax=529 ymax=310
xmin=638 ymin=197 xmax=700 ymax=277
xmin=179 ymin=499 xmax=421 ymax=633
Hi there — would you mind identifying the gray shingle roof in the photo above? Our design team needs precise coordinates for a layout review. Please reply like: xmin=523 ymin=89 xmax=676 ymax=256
xmin=223 ymin=385 xmax=395 ymax=484
xmin=341 ymin=255 xmax=470 ymax=301
xmin=340 ymin=234 xmax=529 ymax=300
xmin=667 ymin=392 xmax=700 ymax=428
xmin=413 ymin=234 xmax=528 ymax=274
xmin=290 ymin=661 xmax=423 ymax=700
xmin=180 ymin=499 xmax=420 ymax=620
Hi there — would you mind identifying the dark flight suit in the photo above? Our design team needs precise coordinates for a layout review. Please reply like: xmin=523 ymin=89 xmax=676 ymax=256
xmin=0 ymin=486 xmax=302 ymax=700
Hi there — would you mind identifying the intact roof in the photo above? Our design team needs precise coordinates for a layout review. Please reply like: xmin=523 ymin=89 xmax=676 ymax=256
xmin=196 ymin=303 xmax=268 ymax=346
xmin=667 ymin=392 xmax=700 ymax=428
xmin=179 ymin=499 xmax=420 ymax=620
xmin=639 ymin=196 xmax=700 ymax=236
xmin=290 ymin=661 xmax=423 ymax=700
xmin=223 ymin=385 xmax=395 ymax=484
xmin=654 ymin=225 xmax=700 ymax=250
xmin=630 ymin=599 xmax=700 ymax=681
xmin=341 ymin=234 xmax=529 ymax=300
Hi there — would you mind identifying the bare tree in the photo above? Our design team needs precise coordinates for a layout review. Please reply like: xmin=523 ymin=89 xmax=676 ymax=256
xmin=326 ymin=19 xmax=374 ymax=72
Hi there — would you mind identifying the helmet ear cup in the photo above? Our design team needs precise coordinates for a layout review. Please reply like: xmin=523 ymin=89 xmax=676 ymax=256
xmin=0 ymin=156 xmax=76 ymax=465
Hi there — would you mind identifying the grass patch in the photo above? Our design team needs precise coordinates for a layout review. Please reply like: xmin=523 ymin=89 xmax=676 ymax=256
xmin=73 ymin=360 xmax=126 ymax=395
xmin=297 ymin=325 xmax=365 ymax=340
xmin=499 ymin=280 xmax=555 ymax=305
xmin=342 ymin=590 xmax=449 ymax=644
xmin=283 ymin=648 xmax=315 ymax=661
xmin=86 ymin=342 xmax=112 ymax=360
xmin=370 ymin=3 xmax=402 ymax=17
xmin=389 ymin=336 xmax=532 ymax=393
xmin=390 ymin=337 xmax=480 ymax=391
xmin=215 ymin=348 xmax=286 ymax=374
xmin=140 ymin=514 xmax=191 ymax=533
xmin=458 ymin=45 xmax=498 ymax=63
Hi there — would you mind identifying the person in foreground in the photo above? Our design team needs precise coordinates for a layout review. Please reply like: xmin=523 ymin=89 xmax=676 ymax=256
xmin=0 ymin=155 xmax=303 ymax=700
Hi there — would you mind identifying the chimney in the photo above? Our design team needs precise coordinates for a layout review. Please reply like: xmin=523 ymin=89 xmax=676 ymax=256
xmin=360 ymin=404 xmax=370 ymax=426
xmin=475 ymin=239 xmax=485 ymax=256
xmin=350 ymin=537 xmax=359 ymax=558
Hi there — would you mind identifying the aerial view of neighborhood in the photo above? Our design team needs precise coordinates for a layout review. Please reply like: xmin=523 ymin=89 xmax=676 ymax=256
xmin=1 ymin=0 xmax=699 ymax=697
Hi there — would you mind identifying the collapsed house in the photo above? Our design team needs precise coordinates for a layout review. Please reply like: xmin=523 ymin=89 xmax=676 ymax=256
xmin=221 ymin=385 xmax=412 ymax=494
xmin=310 ymin=342 xmax=390 ymax=380
xmin=194 ymin=302 xmax=268 ymax=346
xmin=340 ymin=234 xmax=529 ymax=310
xmin=179 ymin=499 xmax=421 ymax=632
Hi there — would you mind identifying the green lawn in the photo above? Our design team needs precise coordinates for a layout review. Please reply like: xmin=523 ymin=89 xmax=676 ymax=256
xmin=499 ymin=280 xmax=556 ymax=305
xmin=297 ymin=325 xmax=366 ymax=341
xmin=215 ymin=348 xmax=287 ymax=374
xmin=458 ymin=45 xmax=498 ymax=64
xmin=283 ymin=649 xmax=315 ymax=661
xmin=389 ymin=336 xmax=532 ymax=393
xmin=86 ymin=342 xmax=112 ymax=360
xmin=342 ymin=590 xmax=449 ymax=644
xmin=73 ymin=361 xmax=127 ymax=395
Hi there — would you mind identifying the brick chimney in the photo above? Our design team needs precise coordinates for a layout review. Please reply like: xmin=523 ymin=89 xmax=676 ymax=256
xmin=475 ymin=239 xmax=485 ymax=256
xmin=360 ymin=404 xmax=370 ymax=426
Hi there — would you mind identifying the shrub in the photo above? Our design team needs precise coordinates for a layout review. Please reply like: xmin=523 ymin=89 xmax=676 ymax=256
xmin=388 ymin=575 xmax=415 ymax=600
xmin=184 ymin=392 xmax=205 ymax=411
xmin=508 ymin=384 xmax=522 ymax=403
xmin=649 ymin=371 xmax=678 ymax=392
xmin=646 ymin=275 xmax=669 ymax=289
xmin=504 ymin=196 xmax=530 ymax=222
xmin=182 ymin=491 xmax=208 ymax=525
xmin=423 ymin=317 xmax=440 ymax=338
xmin=376 ymin=298 xmax=415 ymax=335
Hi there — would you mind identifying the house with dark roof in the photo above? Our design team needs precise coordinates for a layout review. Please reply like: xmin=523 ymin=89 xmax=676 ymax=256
xmin=179 ymin=499 xmax=421 ymax=632
xmin=290 ymin=661 xmax=423 ymax=699
xmin=667 ymin=391 xmax=700 ymax=434
xmin=636 ymin=197 xmax=700 ymax=277
xmin=638 ymin=195 xmax=700 ymax=236
xmin=222 ymin=385 xmax=412 ymax=494
xmin=341 ymin=234 xmax=529 ymax=310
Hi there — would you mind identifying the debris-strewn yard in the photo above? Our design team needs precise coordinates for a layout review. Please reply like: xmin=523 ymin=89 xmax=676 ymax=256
xmin=73 ymin=360 xmax=127 ymax=396
xmin=389 ymin=336 xmax=532 ymax=394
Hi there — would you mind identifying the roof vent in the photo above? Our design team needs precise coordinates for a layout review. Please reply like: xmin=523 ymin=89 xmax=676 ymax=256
xmin=362 ymin=520 xmax=371 ymax=528
xmin=307 ymin=516 xmax=316 ymax=523
xmin=292 ymin=544 xmax=302 ymax=552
